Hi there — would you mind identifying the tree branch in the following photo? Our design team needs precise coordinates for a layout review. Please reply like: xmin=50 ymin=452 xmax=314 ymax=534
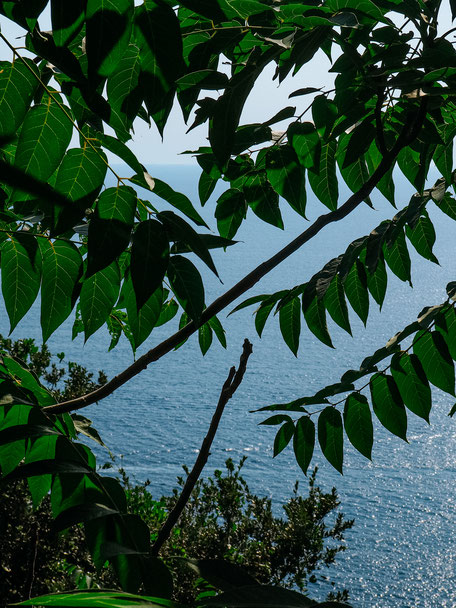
xmin=44 ymin=101 xmax=427 ymax=416
xmin=150 ymin=339 xmax=253 ymax=557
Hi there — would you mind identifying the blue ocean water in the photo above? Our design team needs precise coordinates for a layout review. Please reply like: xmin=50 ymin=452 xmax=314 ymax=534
xmin=4 ymin=165 xmax=456 ymax=607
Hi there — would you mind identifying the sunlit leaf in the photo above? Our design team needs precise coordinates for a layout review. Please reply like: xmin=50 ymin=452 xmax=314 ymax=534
xmin=1 ymin=234 xmax=40 ymax=332
xmin=40 ymin=240 xmax=83 ymax=342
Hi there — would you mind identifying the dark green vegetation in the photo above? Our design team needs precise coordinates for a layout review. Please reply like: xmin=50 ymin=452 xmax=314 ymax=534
xmin=1 ymin=0 xmax=456 ymax=605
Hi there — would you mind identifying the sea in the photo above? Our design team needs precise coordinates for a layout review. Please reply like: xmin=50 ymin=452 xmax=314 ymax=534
xmin=3 ymin=165 xmax=456 ymax=607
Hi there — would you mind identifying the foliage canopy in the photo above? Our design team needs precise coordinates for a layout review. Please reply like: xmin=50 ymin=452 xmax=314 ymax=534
xmin=1 ymin=0 xmax=456 ymax=605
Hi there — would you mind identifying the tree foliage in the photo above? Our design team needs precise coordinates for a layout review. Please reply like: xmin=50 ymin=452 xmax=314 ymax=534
xmin=1 ymin=0 xmax=456 ymax=605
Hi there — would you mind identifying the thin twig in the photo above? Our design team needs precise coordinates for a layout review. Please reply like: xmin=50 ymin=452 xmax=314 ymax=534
xmin=150 ymin=339 xmax=253 ymax=556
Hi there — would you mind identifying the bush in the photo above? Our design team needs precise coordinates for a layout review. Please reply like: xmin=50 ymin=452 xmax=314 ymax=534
xmin=123 ymin=458 xmax=354 ymax=603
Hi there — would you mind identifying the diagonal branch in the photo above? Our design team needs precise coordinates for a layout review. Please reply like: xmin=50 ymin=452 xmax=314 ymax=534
xmin=44 ymin=99 xmax=427 ymax=416
xmin=150 ymin=338 xmax=253 ymax=557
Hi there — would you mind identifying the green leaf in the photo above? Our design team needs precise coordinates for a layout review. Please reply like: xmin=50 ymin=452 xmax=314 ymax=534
xmin=198 ymin=323 xmax=213 ymax=355
xmin=435 ymin=306 xmax=456 ymax=360
xmin=159 ymin=211 xmax=218 ymax=277
xmin=13 ymin=98 xmax=73 ymax=200
xmin=366 ymin=257 xmax=387 ymax=308
xmin=1 ymin=234 xmax=40 ymax=332
xmin=149 ymin=178 xmax=207 ymax=228
xmin=209 ymin=54 xmax=268 ymax=168
xmin=107 ymin=44 xmax=142 ymax=140
xmin=405 ymin=212 xmax=438 ymax=264
xmin=16 ymin=589 xmax=179 ymax=607
xmin=266 ymin=145 xmax=307 ymax=218
xmin=131 ymin=219 xmax=169 ymax=310
xmin=318 ymin=407 xmax=343 ymax=473
xmin=383 ymin=230 xmax=411 ymax=284
xmin=308 ymin=141 xmax=338 ymax=211
xmin=199 ymin=170 xmax=218 ymax=205
xmin=0 ymin=59 xmax=38 ymax=137
xmin=370 ymin=373 xmax=407 ymax=441
xmin=293 ymin=416 xmax=315 ymax=475
xmin=215 ymin=189 xmax=246 ymax=239
xmin=326 ymin=0 xmax=387 ymax=21
xmin=243 ymin=173 xmax=283 ymax=229
xmin=302 ymin=295 xmax=334 ymax=348
xmin=391 ymin=353 xmax=431 ymax=423
xmin=324 ymin=274 xmax=351 ymax=335
xmin=52 ymin=147 xmax=108 ymax=236
xmin=279 ymin=296 xmax=301 ymax=356
xmin=134 ymin=0 xmax=183 ymax=135
xmin=273 ymin=420 xmax=295 ymax=457
xmin=413 ymin=330 xmax=455 ymax=395
xmin=343 ymin=393 xmax=373 ymax=459
xmin=208 ymin=316 xmax=226 ymax=348
xmin=201 ymin=585 xmax=315 ymax=608
xmin=260 ymin=414 xmax=293 ymax=426
xmin=434 ymin=192 xmax=456 ymax=221
xmin=51 ymin=0 xmax=85 ymax=46
xmin=155 ymin=298 xmax=178 ymax=328
xmin=98 ymin=133 xmax=143 ymax=176
xmin=337 ymin=133 xmax=371 ymax=205
xmin=86 ymin=0 xmax=133 ymax=79
xmin=126 ymin=280 xmax=163 ymax=350
xmin=80 ymin=262 xmax=121 ymax=341
xmin=255 ymin=300 xmax=276 ymax=338
xmin=343 ymin=260 xmax=369 ymax=325
xmin=40 ymin=240 xmax=83 ymax=342
xmin=167 ymin=255 xmax=205 ymax=322
xmin=288 ymin=122 xmax=320 ymax=171
xmin=87 ymin=186 xmax=137 ymax=277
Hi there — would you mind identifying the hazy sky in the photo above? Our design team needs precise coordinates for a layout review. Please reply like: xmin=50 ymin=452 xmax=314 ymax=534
xmin=0 ymin=9 xmax=335 ymax=166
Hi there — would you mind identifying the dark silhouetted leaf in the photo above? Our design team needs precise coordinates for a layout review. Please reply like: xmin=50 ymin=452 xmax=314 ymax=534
xmin=370 ymin=373 xmax=407 ymax=441
xmin=343 ymin=260 xmax=369 ymax=325
xmin=86 ymin=0 xmax=133 ymax=79
xmin=131 ymin=219 xmax=169 ymax=310
xmin=279 ymin=296 xmax=301 ymax=356
xmin=343 ymin=393 xmax=373 ymax=459
xmin=293 ymin=416 xmax=315 ymax=475
xmin=167 ymin=255 xmax=205 ymax=322
xmin=413 ymin=330 xmax=455 ymax=395
xmin=318 ymin=407 xmax=343 ymax=473
xmin=273 ymin=420 xmax=295 ymax=457
xmin=266 ymin=145 xmax=307 ymax=217
xmin=391 ymin=353 xmax=431 ymax=423
xmin=303 ymin=295 xmax=334 ymax=348
xmin=215 ymin=188 xmax=246 ymax=239
xmin=87 ymin=186 xmax=137 ymax=277
xmin=308 ymin=141 xmax=338 ymax=211
xmin=324 ymin=274 xmax=351 ymax=335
